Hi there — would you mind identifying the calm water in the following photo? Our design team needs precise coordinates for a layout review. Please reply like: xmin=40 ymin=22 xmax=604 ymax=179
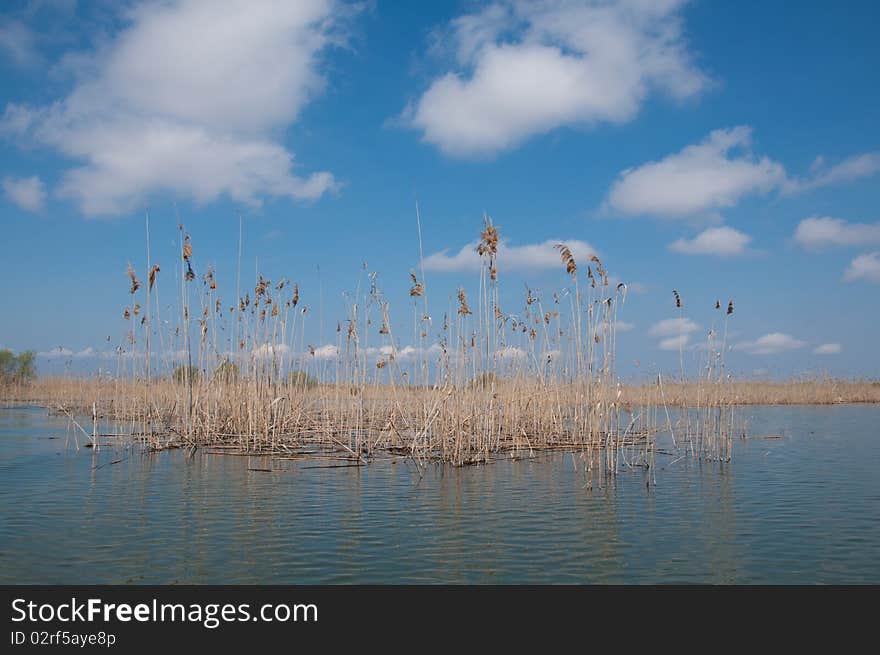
xmin=1 ymin=405 xmax=878 ymax=584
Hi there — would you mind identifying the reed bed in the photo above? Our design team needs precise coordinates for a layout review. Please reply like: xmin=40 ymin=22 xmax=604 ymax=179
xmin=7 ymin=377 xmax=874 ymax=416
xmin=0 ymin=215 xmax=755 ymax=476
xmin=622 ymin=379 xmax=880 ymax=406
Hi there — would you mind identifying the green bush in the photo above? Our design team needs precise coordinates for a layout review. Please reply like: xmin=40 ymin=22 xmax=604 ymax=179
xmin=0 ymin=349 xmax=36 ymax=384
xmin=213 ymin=359 xmax=240 ymax=383
xmin=172 ymin=365 xmax=200 ymax=384
xmin=288 ymin=369 xmax=318 ymax=389
xmin=470 ymin=371 xmax=498 ymax=389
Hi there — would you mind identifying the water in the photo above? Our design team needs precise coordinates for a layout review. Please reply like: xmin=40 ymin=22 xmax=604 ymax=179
xmin=1 ymin=405 xmax=878 ymax=584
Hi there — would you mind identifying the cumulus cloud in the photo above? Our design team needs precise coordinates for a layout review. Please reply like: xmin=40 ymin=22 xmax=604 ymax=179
xmin=386 ymin=344 xmax=445 ymax=363
xmin=497 ymin=345 xmax=526 ymax=359
xmin=844 ymin=252 xmax=880 ymax=284
xmin=793 ymin=216 xmax=880 ymax=250
xmin=605 ymin=127 xmax=880 ymax=220
xmin=737 ymin=333 xmax=806 ymax=355
xmin=253 ymin=342 xmax=291 ymax=359
xmin=38 ymin=347 xmax=74 ymax=358
xmin=361 ymin=345 xmax=396 ymax=358
xmin=405 ymin=0 xmax=708 ymax=157
xmin=423 ymin=238 xmax=598 ymax=273
xmin=789 ymin=152 xmax=880 ymax=192
xmin=310 ymin=344 xmax=339 ymax=360
xmin=307 ymin=342 xmax=443 ymax=363
xmin=616 ymin=321 xmax=635 ymax=332
xmin=38 ymin=346 xmax=105 ymax=359
xmin=813 ymin=343 xmax=841 ymax=355
xmin=606 ymin=126 xmax=786 ymax=218
xmin=3 ymin=175 xmax=47 ymax=212
xmin=658 ymin=334 xmax=690 ymax=351
xmin=649 ymin=317 xmax=699 ymax=350
xmin=669 ymin=225 xmax=751 ymax=255
xmin=2 ymin=0 xmax=347 ymax=216
xmin=648 ymin=317 xmax=699 ymax=339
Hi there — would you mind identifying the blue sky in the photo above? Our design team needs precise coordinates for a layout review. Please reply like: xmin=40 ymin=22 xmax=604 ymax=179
xmin=1 ymin=0 xmax=878 ymax=379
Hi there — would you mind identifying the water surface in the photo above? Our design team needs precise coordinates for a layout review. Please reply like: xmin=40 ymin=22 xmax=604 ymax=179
xmin=1 ymin=405 xmax=877 ymax=583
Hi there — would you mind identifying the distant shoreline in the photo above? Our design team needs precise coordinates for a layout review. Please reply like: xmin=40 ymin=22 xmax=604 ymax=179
xmin=3 ymin=377 xmax=879 ymax=409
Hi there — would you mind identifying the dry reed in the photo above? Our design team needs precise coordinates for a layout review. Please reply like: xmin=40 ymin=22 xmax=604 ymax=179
xmin=3 ymin=215 xmax=833 ymax=480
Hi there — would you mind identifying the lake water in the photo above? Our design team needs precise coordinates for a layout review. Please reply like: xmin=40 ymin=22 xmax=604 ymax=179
xmin=1 ymin=405 xmax=878 ymax=584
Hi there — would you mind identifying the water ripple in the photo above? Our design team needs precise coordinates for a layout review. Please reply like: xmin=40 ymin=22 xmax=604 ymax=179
xmin=0 ymin=405 xmax=878 ymax=583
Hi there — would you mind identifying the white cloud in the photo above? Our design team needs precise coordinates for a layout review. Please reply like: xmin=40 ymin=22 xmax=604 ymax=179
xmin=649 ymin=318 xmax=699 ymax=350
xmin=497 ymin=345 xmax=526 ymax=359
xmin=669 ymin=225 xmax=751 ymax=255
xmin=737 ymin=333 xmax=806 ymax=355
xmin=616 ymin=321 xmax=635 ymax=332
xmin=253 ymin=342 xmax=290 ymax=359
xmin=38 ymin=347 xmax=74 ymax=358
xmin=391 ymin=344 xmax=445 ymax=362
xmin=307 ymin=343 xmax=444 ymax=363
xmin=311 ymin=344 xmax=339 ymax=360
xmin=422 ymin=241 xmax=481 ymax=273
xmin=406 ymin=0 xmax=708 ymax=157
xmin=395 ymin=345 xmax=418 ymax=362
xmin=814 ymin=343 xmax=841 ymax=355
xmin=1 ymin=103 xmax=35 ymax=135
xmin=789 ymin=152 xmax=880 ymax=192
xmin=2 ymin=0 xmax=347 ymax=216
xmin=606 ymin=126 xmax=787 ymax=218
xmin=605 ymin=127 xmax=880 ymax=219
xmin=3 ymin=175 xmax=47 ymax=212
xmin=659 ymin=334 xmax=689 ymax=351
xmin=0 ymin=18 xmax=40 ymax=67
xmin=621 ymin=281 xmax=648 ymax=294
xmin=423 ymin=238 xmax=598 ymax=273
xmin=543 ymin=348 xmax=562 ymax=361
xmin=844 ymin=252 xmax=880 ymax=284
xmin=370 ymin=345 xmax=428 ymax=361
xmin=37 ymin=346 xmax=104 ymax=359
xmin=362 ymin=345 xmax=394 ymax=358
xmin=648 ymin=317 xmax=699 ymax=339
xmin=793 ymin=216 xmax=880 ymax=250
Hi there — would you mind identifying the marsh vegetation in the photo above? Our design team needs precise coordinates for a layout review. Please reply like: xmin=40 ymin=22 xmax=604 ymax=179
xmin=5 ymin=216 xmax=875 ymax=476
xmin=1 ymin=215 xmax=756 ymax=483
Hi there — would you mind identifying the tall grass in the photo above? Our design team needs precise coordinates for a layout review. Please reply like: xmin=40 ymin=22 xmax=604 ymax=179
xmin=0 ymin=215 xmax=763 ymax=476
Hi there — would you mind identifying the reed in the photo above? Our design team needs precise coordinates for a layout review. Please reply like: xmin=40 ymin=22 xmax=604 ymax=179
xmin=2 ymin=214 xmax=816 ymax=477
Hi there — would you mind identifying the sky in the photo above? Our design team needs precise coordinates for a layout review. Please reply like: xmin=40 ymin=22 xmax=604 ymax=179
xmin=0 ymin=0 xmax=878 ymax=380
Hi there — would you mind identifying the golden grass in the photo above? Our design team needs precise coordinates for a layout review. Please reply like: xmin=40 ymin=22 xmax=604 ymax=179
xmin=7 ymin=377 xmax=875 ymax=412
xmin=0 ymin=214 xmax=801 ymax=472
xmin=625 ymin=379 xmax=880 ymax=406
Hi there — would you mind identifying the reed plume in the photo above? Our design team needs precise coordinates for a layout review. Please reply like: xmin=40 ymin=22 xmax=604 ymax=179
xmin=457 ymin=289 xmax=472 ymax=315
xmin=555 ymin=243 xmax=577 ymax=278
xmin=127 ymin=264 xmax=141 ymax=294
xmin=148 ymin=264 xmax=160 ymax=292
